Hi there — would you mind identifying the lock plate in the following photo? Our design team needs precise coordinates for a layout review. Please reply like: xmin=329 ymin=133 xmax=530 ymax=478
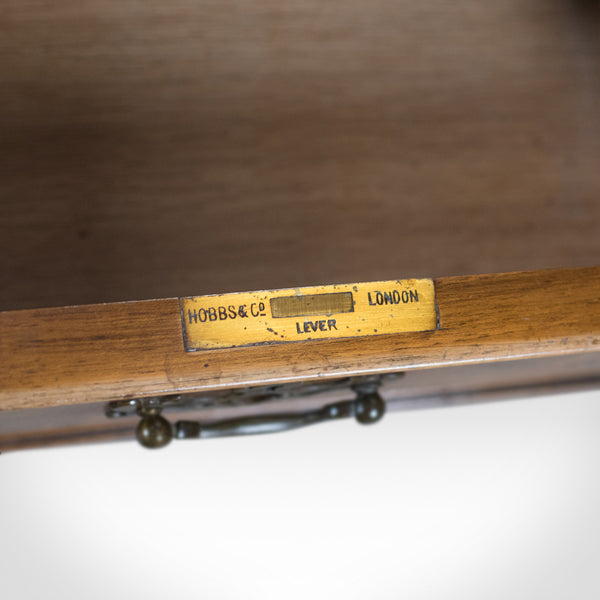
xmin=180 ymin=278 xmax=438 ymax=351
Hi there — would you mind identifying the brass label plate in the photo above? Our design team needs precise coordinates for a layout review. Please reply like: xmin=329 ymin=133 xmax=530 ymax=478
xmin=180 ymin=278 xmax=438 ymax=351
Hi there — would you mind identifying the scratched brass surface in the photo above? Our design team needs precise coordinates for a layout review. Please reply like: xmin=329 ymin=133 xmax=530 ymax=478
xmin=181 ymin=279 xmax=437 ymax=350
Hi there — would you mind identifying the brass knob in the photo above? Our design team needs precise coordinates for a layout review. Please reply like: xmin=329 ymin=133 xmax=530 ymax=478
xmin=354 ymin=391 xmax=385 ymax=424
xmin=136 ymin=414 xmax=173 ymax=449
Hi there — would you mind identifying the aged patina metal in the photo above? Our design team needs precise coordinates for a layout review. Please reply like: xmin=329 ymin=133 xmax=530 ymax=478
xmin=107 ymin=374 xmax=391 ymax=449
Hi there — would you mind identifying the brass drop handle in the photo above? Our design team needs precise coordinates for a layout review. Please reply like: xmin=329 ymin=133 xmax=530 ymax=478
xmin=135 ymin=384 xmax=386 ymax=450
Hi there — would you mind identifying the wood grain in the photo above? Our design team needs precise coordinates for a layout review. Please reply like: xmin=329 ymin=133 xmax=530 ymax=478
xmin=1 ymin=0 xmax=599 ymax=311
xmin=1 ymin=267 xmax=599 ymax=412
xmin=2 ymin=352 xmax=599 ymax=452
xmin=1 ymin=3 xmax=599 ymax=449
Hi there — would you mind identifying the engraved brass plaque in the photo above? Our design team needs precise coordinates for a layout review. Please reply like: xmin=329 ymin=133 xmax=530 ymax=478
xmin=180 ymin=279 xmax=437 ymax=351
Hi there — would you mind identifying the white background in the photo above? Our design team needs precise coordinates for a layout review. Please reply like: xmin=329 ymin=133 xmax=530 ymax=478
xmin=2 ymin=389 xmax=600 ymax=599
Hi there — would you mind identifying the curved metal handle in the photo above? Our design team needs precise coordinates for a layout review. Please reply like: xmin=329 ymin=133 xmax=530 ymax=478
xmin=175 ymin=399 xmax=356 ymax=440
xmin=136 ymin=392 xmax=386 ymax=449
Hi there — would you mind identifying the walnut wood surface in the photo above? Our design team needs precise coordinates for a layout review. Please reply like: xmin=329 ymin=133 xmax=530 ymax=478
xmin=1 ymin=267 xmax=599 ymax=413
xmin=1 ymin=1 xmax=599 ymax=311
